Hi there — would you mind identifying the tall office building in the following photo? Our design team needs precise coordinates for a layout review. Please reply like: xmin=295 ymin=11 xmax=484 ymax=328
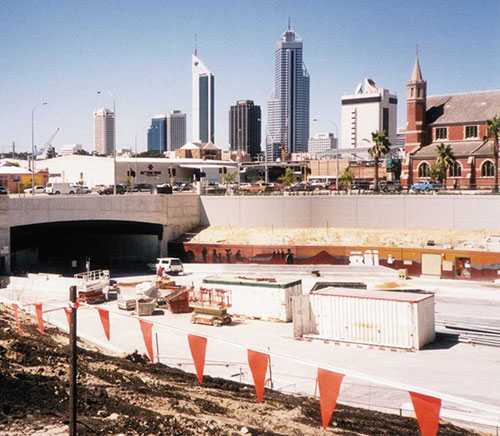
xmin=167 ymin=110 xmax=187 ymax=151
xmin=267 ymin=24 xmax=310 ymax=160
xmin=229 ymin=100 xmax=261 ymax=158
xmin=307 ymin=133 xmax=337 ymax=154
xmin=340 ymin=78 xmax=397 ymax=150
xmin=93 ymin=108 xmax=115 ymax=156
xmin=192 ymin=50 xmax=215 ymax=143
xmin=147 ymin=114 xmax=167 ymax=153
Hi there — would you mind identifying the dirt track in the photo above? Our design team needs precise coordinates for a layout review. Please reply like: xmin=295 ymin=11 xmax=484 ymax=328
xmin=0 ymin=305 xmax=482 ymax=435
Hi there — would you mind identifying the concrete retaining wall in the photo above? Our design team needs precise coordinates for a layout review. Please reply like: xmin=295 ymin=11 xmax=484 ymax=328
xmin=200 ymin=195 xmax=500 ymax=231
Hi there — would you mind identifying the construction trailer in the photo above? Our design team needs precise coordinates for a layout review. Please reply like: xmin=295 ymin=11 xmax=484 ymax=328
xmin=202 ymin=275 xmax=302 ymax=322
xmin=293 ymin=287 xmax=435 ymax=351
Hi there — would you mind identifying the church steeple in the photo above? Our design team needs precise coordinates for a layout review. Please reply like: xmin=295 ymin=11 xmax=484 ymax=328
xmin=410 ymin=57 xmax=423 ymax=82
xmin=405 ymin=55 xmax=427 ymax=155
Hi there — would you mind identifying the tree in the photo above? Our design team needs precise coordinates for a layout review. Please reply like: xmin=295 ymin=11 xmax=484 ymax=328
xmin=278 ymin=167 xmax=296 ymax=186
xmin=435 ymin=143 xmax=456 ymax=189
xmin=429 ymin=162 xmax=446 ymax=183
xmin=364 ymin=131 xmax=391 ymax=193
xmin=340 ymin=167 xmax=355 ymax=192
xmin=224 ymin=171 xmax=237 ymax=185
xmin=75 ymin=149 xmax=90 ymax=156
xmin=485 ymin=115 xmax=500 ymax=193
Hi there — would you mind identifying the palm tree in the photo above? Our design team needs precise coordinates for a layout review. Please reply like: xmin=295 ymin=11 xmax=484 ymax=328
xmin=486 ymin=115 xmax=500 ymax=193
xmin=364 ymin=131 xmax=391 ymax=193
xmin=435 ymin=143 xmax=456 ymax=189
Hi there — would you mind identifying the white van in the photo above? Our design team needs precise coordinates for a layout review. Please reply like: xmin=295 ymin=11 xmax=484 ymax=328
xmin=154 ymin=258 xmax=184 ymax=275
xmin=46 ymin=182 xmax=76 ymax=195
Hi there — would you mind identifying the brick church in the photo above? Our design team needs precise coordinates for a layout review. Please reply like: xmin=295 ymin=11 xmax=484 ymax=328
xmin=401 ymin=58 xmax=500 ymax=189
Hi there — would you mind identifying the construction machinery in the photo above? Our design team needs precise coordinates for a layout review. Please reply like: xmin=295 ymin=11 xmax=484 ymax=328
xmin=74 ymin=269 xmax=110 ymax=304
xmin=189 ymin=287 xmax=232 ymax=327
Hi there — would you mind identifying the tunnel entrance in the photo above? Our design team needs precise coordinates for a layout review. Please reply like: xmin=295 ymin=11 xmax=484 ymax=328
xmin=11 ymin=220 xmax=164 ymax=276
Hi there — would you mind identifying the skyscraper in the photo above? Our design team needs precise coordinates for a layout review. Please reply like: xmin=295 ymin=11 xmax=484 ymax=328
xmin=267 ymin=24 xmax=310 ymax=160
xmin=192 ymin=48 xmax=215 ymax=143
xmin=167 ymin=110 xmax=187 ymax=151
xmin=147 ymin=114 xmax=167 ymax=153
xmin=229 ymin=100 xmax=261 ymax=158
xmin=93 ymin=108 xmax=115 ymax=156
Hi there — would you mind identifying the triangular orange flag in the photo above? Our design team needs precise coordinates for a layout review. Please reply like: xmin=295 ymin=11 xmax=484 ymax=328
xmin=63 ymin=308 xmax=72 ymax=329
xmin=12 ymin=303 xmax=23 ymax=336
xmin=247 ymin=349 xmax=269 ymax=403
xmin=139 ymin=319 xmax=154 ymax=363
xmin=188 ymin=334 xmax=207 ymax=384
xmin=97 ymin=308 xmax=110 ymax=341
xmin=409 ymin=391 xmax=441 ymax=436
xmin=317 ymin=368 xmax=344 ymax=429
xmin=35 ymin=303 xmax=44 ymax=334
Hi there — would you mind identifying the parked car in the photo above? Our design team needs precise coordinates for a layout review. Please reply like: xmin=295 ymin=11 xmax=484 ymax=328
xmin=152 ymin=257 xmax=184 ymax=275
xmin=287 ymin=182 xmax=314 ymax=192
xmin=45 ymin=182 xmax=76 ymax=195
xmin=0 ymin=186 xmax=9 ymax=195
xmin=410 ymin=180 xmax=443 ymax=192
xmin=156 ymin=183 xmax=173 ymax=194
xmin=134 ymin=183 xmax=153 ymax=192
xmin=369 ymin=180 xmax=403 ymax=192
xmin=247 ymin=182 xmax=273 ymax=194
xmin=98 ymin=184 xmax=127 ymax=195
xmin=24 ymin=185 xmax=45 ymax=194
xmin=351 ymin=181 xmax=370 ymax=190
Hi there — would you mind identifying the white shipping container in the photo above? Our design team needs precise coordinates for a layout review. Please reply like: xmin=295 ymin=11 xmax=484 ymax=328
xmin=203 ymin=275 xmax=302 ymax=322
xmin=293 ymin=288 xmax=435 ymax=350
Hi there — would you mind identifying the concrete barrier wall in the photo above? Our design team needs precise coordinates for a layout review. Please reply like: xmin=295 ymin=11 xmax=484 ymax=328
xmin=200 ymin=195 xmax=500 ymax=231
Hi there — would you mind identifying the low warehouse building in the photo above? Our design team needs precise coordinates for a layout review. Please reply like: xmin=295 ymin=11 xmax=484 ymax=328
xmin=293 ymin=288 xmax=435 ymax=351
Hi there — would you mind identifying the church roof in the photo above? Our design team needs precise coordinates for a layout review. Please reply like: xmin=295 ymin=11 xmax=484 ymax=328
xmin=412 ymin=140 xmax=494 ymax=159
xmin=410 ymin=58 xmax=423 ymax=82
xmin=426 ymin=90 xmax=500 ymax=125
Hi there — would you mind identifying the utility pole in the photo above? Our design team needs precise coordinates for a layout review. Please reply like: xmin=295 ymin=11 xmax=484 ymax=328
xmin=12 ymin=141 xmax=15 ymax=159
xmin=69 ymin=285 xmax=78 ymax=436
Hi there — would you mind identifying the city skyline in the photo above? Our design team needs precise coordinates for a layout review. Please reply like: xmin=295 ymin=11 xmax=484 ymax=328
xmin=1 ymin=0 xmax=499 ymax=153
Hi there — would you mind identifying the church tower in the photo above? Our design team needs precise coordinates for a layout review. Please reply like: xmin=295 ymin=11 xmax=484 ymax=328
xmin=405 ymin=57 xmax=427 ymax=154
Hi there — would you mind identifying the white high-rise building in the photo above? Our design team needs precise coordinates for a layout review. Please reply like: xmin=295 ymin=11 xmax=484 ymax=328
xmin=340 ymin=78 xmax=397 ymax=150
xmin=307 ymin=133 xmax=337 ymax=154
xmin=267 ymin=25 xmax=310 ymax=160
xmin=167 ymin=110 xmax=187 ymax=151
xmin=192 ymin=50 xmax=215 ymax=143
xmin=93 ymin=108 xmax=115 ymax=156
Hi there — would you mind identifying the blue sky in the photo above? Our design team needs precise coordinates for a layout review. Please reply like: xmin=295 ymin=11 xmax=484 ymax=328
xmin=0 ymin=0 xmax=498 ymax=153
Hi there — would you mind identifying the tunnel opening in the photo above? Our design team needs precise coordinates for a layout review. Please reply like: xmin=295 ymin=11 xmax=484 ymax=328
xmin=11 ymin=220 xmax=164 ymax=276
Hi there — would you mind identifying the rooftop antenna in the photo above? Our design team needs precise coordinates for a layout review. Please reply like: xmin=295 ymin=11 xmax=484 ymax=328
xmin=287 ymin=17 xmax=291 ymax=30
xmin=194 ymin=33 xmax=197 ymax=56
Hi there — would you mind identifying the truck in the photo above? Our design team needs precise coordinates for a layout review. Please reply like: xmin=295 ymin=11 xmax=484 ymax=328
xmin=45 ymin=182 xmax=76 ymax=195
xmin=150 ymin=258 xmax=184 ymax=275
xmin=410 ymin=180 xmax=443 ymax=192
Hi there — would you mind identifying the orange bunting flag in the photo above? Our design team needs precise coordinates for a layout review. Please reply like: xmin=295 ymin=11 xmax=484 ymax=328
xmin=188 ymin=334 xmax=208 ymax=384
xmin=139 ymin=319 xmax=154 ymax=363
xmin=63 ymin=308 xmax=72 ymax=329
xmin=12 ymin=303 xmax=23 ymax=336
xmin=97 ymin=308 xmax=110 ymax=341
xmin=247 ymin=349 xmax=269 ymax=403
xmin=317 ymin=368 xmax=345 ymax=430
xmin=34 ymin=303 xmax=44 ymax=334
xmin=409 ymin=391 xmax=442 ymax=436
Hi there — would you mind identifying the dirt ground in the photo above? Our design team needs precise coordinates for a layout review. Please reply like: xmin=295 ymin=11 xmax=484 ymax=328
xmin=0 ymin=304 xmax=483 ymax=436
xmin=188 ymin=226 xmax=490 ymax=249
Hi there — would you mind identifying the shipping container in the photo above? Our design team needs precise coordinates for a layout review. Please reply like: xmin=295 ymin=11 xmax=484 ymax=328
xmin=293 ymin=288 xmax=435 ymax=350
xmin=202 ymin=275 xmax=302 ymax=322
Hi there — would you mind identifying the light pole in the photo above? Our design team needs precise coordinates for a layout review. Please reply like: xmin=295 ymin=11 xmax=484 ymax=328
xmin=313 ymin=118 xmax=339 ymax=193
xmin=134 ymin=133 xmax=138 ymax=187
xmin=31 ymin=102 xmax=48 ymax=196
xmin=97 ymin=91 xmax=116 ymax=195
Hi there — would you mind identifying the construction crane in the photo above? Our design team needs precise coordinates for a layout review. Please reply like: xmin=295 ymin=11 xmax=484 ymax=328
xmin=35 ymin=128 xmax=60 ymax=159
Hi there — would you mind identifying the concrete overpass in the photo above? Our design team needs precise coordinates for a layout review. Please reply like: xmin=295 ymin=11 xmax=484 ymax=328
xmin=0 ymin=194 xmax=199 ymax=273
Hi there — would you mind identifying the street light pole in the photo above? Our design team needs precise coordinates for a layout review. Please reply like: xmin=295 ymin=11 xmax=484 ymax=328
xmin=97 ymin=91 xmax=116 ymax=195
xmin=313 ymin=118 xmax=339 ymax=193
xmin=31 ymin=102 xmax=48 ymax=196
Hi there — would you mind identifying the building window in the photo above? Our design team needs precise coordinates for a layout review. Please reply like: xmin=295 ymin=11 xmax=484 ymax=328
xmin=449 ymin=161 xmax=462 ymax=177
xmin=481 ymin=160 xmax=495 ymax=177
xmin=418 ymin=162 xmax=430 ymax=177
xmin=435 ymin=128 xmax=447 ymax=140
xmin=465 ymin=125 xmax=478 ymax=139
